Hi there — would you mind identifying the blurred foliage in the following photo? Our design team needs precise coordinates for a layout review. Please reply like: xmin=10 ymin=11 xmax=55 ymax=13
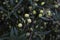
xmin=0 ymin=0 xmax=60 ymax=40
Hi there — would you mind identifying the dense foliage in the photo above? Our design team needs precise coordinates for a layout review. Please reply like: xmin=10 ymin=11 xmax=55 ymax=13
xmin=0 ymin=0 xmax=60 ymax=40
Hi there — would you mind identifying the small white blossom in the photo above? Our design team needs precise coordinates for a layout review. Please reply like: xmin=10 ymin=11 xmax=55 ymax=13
xmin=24 ymin=14 xmax=29 ymax=17
xmin=27 ymin=19 xmax=32 ymax=23
xmin=41 ymin=2 xmax=45 ymax=5
xmin=26 ymin=32 xmax=30 ymax=36
xmin=54 ymin=5 xmax=59 ymax=8
xmin=15 ymin=0 xmax=18 ymax=3
xmin=30 ymin=28 xmax=33 ymax=31
xmin=3 ymin=2 xmax=6 ymax=4
xmin=33 ymin=10 xmax=36 ymax=14
xmin=39 ymin=14 xmax=43 ymax=17
xmin=29 ymin=6 xmax=32 ymax=10
xmin=47 ymin=10 xmax=52 ymax=16
xmin=40 ymin=10 xmax=44 ymax=13
xmin=18 ymin=23 xmax=23 ymax=27
xmin=34 ymin=3 xmax=38 ymax=6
